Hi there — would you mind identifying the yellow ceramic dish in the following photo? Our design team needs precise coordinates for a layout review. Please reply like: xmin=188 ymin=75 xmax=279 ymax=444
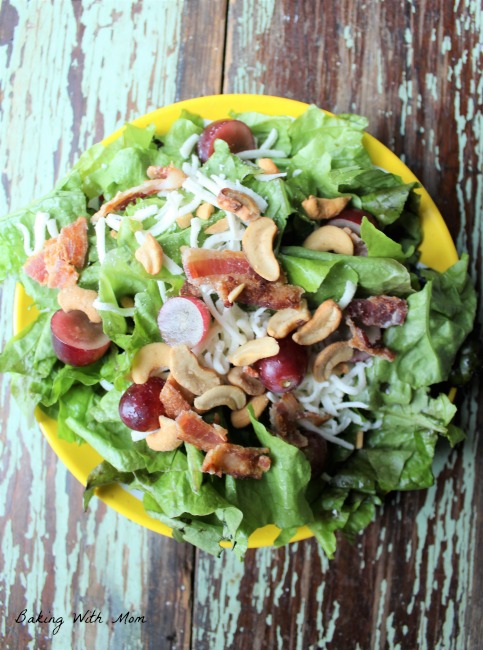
xmin=14 ymin=94 xmax=458 ymax=548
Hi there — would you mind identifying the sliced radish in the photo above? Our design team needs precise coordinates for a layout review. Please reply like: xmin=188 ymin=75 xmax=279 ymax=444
xmin=330 ymin=208 xmax=377 ymax=236
xmin=157 ymin=296 xmax=212 ymax=347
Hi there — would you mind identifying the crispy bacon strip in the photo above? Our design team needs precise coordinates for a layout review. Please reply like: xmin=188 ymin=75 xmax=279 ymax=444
xmin=269 ymin=394 xmax=331 ymax=449
xmin=346 ymin=316 xmax=396 ymax=362
xmin=201 ymin=443 xmax=271 ymax=479
xmin=182 ymin=248 xmax=304 ymax=310
xmin=91 ymin=167 xmax=186 ymax=222
xmin=345 ymin=296 xmax=408 ymax=328
xmin=57 ymin=217 xmax=88 ymax=268
xmin=183 ymin=248 xmax=256 ymax=280
xmin=91 ymin=179 xmax=171 ymax=222
xmin=176 ymin=411 xmax=227 ymax=452
xmin=23 ymin=217 xmax=87 ymax=289
xmin=160 ymin=376 xmax=193 ymax=419
xmin=23 ymin=250 xmax=49 ymax=285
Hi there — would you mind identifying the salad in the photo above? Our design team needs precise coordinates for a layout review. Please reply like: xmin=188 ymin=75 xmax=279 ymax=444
xmin=0 ymin=103 xmax=477 ymax=559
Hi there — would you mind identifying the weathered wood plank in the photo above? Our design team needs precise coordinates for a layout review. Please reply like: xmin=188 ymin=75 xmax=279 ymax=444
xmin=176 ymin=0 xmax=228 ymax=101
xmin=189 ymin=1 xmax=483 ymax=648
xmin=0 ymin=0 xmax=228 ymax=647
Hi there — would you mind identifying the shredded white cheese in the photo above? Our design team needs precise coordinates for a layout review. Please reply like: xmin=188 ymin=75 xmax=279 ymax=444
xmin=157 ymin=280 xmax=168 ymax=303
xmin=253 ymin=172 xmax=287 ymax=182
xmin=16 ymin=223 xmax=34 ymax=256
xmin=131 ymin=204 xmax=159 ymax=221
xmin=338 ymin=281 xmax=357 ymax=309
xmin=100 ymin=379 xmax=114 ymax=392
xmin=237 ymin=148 xmax=287 ymax=160
xmin=259 ymin=128 xmax=278 ymax=150
xmin=105 ymin=214 xmax=122 ymax=232
xmin=179 ymin=133 xmax=200 ymax=159
xmin=92 ymin=299 xmax=135 ymax=317
xmin=46 ymin=218 xmax=59 ymax=238
xmin=162 ymin=253 xmax=183 ymax=275
xmin=94 ymin=217 xmax=106 ymax=264
xmin=190 ymin=217 xmax=202 ymax=247
xmin=148 ymin=192 xmax=183 ymax=237
xmin=130 ymin=429 xmax=152 ymax=442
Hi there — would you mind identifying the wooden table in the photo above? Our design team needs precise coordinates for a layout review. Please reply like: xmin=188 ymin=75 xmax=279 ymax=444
xmin=1 ymin=1 xmax=481 ymax=648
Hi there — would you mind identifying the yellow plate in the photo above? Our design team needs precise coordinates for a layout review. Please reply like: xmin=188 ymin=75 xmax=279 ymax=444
xmin=14 ymin=94 xmax=458 ymax=548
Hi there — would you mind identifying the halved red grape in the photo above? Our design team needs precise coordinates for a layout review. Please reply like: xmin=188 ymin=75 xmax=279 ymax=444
xmin=197 ymin=119 xmax=256 ymax=163
xmin=330 ymin=208 xmax=377 ymax=235
xmin=255 ymin=337 xmax=308 ymax=393
xmin=119 ymin=377 xmax=166 ymax=432
xmin=51 ymin=309 xmax=111 ymax=366
xmin=157 ymin=296 xmax=211 ymax=348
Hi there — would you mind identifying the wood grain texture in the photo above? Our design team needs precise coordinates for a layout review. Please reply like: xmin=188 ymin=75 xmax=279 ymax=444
xmin=1 ymin=0 xmax=482 ymax=649
xmin=190 ymin=1 xmax=483 ymax=649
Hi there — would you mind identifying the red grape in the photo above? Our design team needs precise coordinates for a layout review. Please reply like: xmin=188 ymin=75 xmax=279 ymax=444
xmin=119 ymin=377 xmax=166 ymax=432
xmin=255 ymin=337 xmax=308 ymax=393
xmin=51 ymin=309 xmax=111 ymax=366
xmin=157 ymin=296 xmax=211 ymax=348
xmin=197 ymin=119 xmax=256 ymax=163
xmin=330 ymin=208 xmax=377 ymax=235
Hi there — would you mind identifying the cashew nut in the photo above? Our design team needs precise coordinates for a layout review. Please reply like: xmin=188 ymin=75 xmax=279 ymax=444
xmin=227 ymin=283 xmax=246 ymax=303
xmin=257 ymin=158 xmax=279 ymax=174
xmin=176 ymin=212 xmax=193 ymax=229
xmin=293 ymin=299 xmax=342 ymax=345
xmin=303 ymin=225 xmax=354 ymax=255
xmin=131 ymin=342 xmax=172 ymax=384
xmin=267 ymin=300 xmax=311 ymax=339
xmin=135 ymin=233 xmax=163 ymax=275
xmin=170 ymin=344 xmax=221 ymax=395
xmin=242 ymin=217 xmax=280 ymax=282
xmin=231 ymin=395 xmax=270 ymax=428
xmin=228 ymin=337 xmax=279 ymax=367
xmin=196 ymin=202 xmax=215 ymax=220
xmin=217 ymin=188 xmax=261 ymax=223
xmin=145 ymin=416 xmax=183 ymax=452
xmin=205 ymin=217 xmax=229 ymax=235
xmin=57 ymin=287 xmax=101 ymax=324
xmin=194 ymin=385 xmax=247 ymax=411
xmin=302 ymin=195 xmax=351 ymax=220
xmin=227 ymin=367 xmax=265 ymax=396
xmin=313 ymin=342 xmax=353 ymax=382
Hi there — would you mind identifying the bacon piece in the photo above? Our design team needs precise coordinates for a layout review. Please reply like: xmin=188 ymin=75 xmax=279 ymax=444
xmin=160 ymin=376 xmax=193 ymax=419
xmin=23 ymin=217 xmax=87 ymax=289
xmin=269 ymin=394 xmax=330 ymax=449
xmin=92 ymin=179 xmax=167 ymax=222
xmin=182 ymin=248 xmax=304 ymax=310
xmin=176 ymin=411 xmax=227 ymax=452
xmin=345 ymin=296 xmax=408 ymax=328
xmin=201 ymin=443 xmax=271 ymax=479
xmin=23 ymin=250 xmax=49 ymax=285
xmin=183 ymin=248 xmax=256 ymax=281
xmin=92 ymin=168 xmax=186 ymax=223
xmin=179 ymin=280 xmax=203 ymax=299
xmin=57 ymin=217 xmax=88 ymax=268
xmin=45 ymin=257 xmax=79 ymax=289
xmin=346 ymin=316 xmax=396 ymax=362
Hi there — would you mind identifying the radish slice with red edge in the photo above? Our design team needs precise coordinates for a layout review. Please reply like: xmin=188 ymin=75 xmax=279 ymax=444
xmin=330 ymin=208 xmax=377 ymax=236
xmin=157 ymin=297 xmax=211 ymax=348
